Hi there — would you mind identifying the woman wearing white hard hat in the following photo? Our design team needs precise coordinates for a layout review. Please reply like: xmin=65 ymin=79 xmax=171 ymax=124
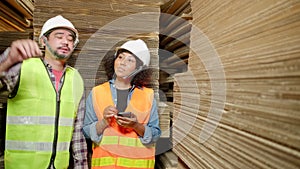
xmin=83 ymin=39 xmax=161 ymax=169
xmin=0 ymin=15 xmax=88 ymax=169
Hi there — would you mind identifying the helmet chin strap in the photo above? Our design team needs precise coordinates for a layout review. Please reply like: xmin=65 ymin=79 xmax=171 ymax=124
xmin=43 ymin=37 xmax=72 ymax=60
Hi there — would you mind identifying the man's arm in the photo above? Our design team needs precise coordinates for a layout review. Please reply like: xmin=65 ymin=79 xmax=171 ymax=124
xmin=0 ymin=49 xmax=9 ymax=90
xmin=0 ymin=39 xmax=42 ymax=94
xmin=0 ymin=49 xmax=20 ymax=95
xmin=0 ymin=39 xmax=41 ymax=74
xmin=71 ymin=94 xmax=88 ymax=169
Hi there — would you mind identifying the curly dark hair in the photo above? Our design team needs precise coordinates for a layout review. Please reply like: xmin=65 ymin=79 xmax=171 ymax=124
xmin=103 ymin=49 xmax=153 ymax=88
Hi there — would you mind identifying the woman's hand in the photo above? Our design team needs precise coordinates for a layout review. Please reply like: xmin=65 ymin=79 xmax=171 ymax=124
xmin=116 ymin=113 xmax=145 ymax=137
xmin=116 ymin=113 xmax=138 ymax=128
xmin=103 ymin=105 xmax=118 ymax=125
xmin=96 ymin=105 xmax=118 ymax=135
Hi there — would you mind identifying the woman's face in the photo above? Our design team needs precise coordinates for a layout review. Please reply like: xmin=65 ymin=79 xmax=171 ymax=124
xmin=114 ymin=52 xmax=137 ymax=78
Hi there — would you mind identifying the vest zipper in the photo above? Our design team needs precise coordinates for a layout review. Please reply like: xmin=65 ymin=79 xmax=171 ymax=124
xmin=47 ymin=71 xmax=65 ymax=169
xmin=47 ymin=93 xmax=60 ymax=169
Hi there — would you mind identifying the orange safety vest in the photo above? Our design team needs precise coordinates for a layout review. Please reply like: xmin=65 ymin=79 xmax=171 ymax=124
xmin=91 ymin=82 xmax=155 ymax=169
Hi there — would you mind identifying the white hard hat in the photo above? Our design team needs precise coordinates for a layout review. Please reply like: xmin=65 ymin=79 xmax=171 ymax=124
xmin=39 ymin=15 xmax=79 ymax=46
xmin=117 ymin=39 xmax=150 ymax=66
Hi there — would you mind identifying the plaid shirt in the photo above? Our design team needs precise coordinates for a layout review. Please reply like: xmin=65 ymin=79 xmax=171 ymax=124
xmin=0 ymin=48 xmax=88 ymax=169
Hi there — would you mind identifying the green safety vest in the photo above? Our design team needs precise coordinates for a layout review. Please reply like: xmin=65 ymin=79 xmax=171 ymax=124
xmin=5 ymin=58 xmax=84 ymax=169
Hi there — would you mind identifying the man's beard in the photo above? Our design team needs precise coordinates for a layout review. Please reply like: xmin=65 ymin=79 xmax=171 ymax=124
xmin=53 ymin=50 xmax=70 ymax=60
xmin=44 ymin=39 xmax=72 ymax=60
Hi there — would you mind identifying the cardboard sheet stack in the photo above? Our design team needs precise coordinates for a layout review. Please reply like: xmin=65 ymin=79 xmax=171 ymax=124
xmin=159 ymin=0 xmax=192 ymax=137
xmin=0 ymin=0 xmax=33 ymax=31
xmin=172 ymin=0 xmax=300 ymax=168
xmin=155 ymin=150 xmax=178 ymax=169
xmin=157 ymin=0 xmax=192 ymax=168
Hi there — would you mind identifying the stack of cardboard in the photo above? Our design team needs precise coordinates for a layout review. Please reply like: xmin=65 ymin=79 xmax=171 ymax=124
xmin=156 ymin=0 xmax=192 ymax=168
xmin=155 ymin=150 xmax=178 ymax=169
xmin=0 ymin=31 xmax=31 ymax=51
xmin=160 ymin=0 xmax=191 ymax=74
xmin=173 ymin=0 xmax=300 ymax=168
xmin=159 ymin=0 xmax=192 ymax=138
xmin=0 ymin=0 xmax=33 ymax=31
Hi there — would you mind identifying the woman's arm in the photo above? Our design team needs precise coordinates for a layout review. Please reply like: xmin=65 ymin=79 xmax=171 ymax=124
xmin=82 ymin=92 xmax=103 ymax=144
xmin=140 ymin=99 xmax=161 ymax=144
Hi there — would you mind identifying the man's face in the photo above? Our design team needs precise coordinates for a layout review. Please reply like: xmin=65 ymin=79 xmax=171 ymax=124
xmin=46 ymin=29 xmax=75 ymax=59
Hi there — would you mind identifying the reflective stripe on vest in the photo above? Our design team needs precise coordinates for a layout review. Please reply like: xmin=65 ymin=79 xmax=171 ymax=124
xmin=91 ymin=82 xmax=155 ymax=169
xmin=92 ymin=157 xmax=155 ymax=168
xmin=5 ymin=58 xmax=84 ymax=169
xmin=101 ymin=136 xmax=147 ymax=147
xmin=6 ymin=140 xmax=69 ymax=151
xmin=7 ymin=116 xmax=74 ymax=126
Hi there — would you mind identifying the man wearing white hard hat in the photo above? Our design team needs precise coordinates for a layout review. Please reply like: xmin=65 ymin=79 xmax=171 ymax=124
xmin=0 ymin=15 xmax=88 ymax=169
xmin=83 ymin=39 xmax=161 ymax=169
